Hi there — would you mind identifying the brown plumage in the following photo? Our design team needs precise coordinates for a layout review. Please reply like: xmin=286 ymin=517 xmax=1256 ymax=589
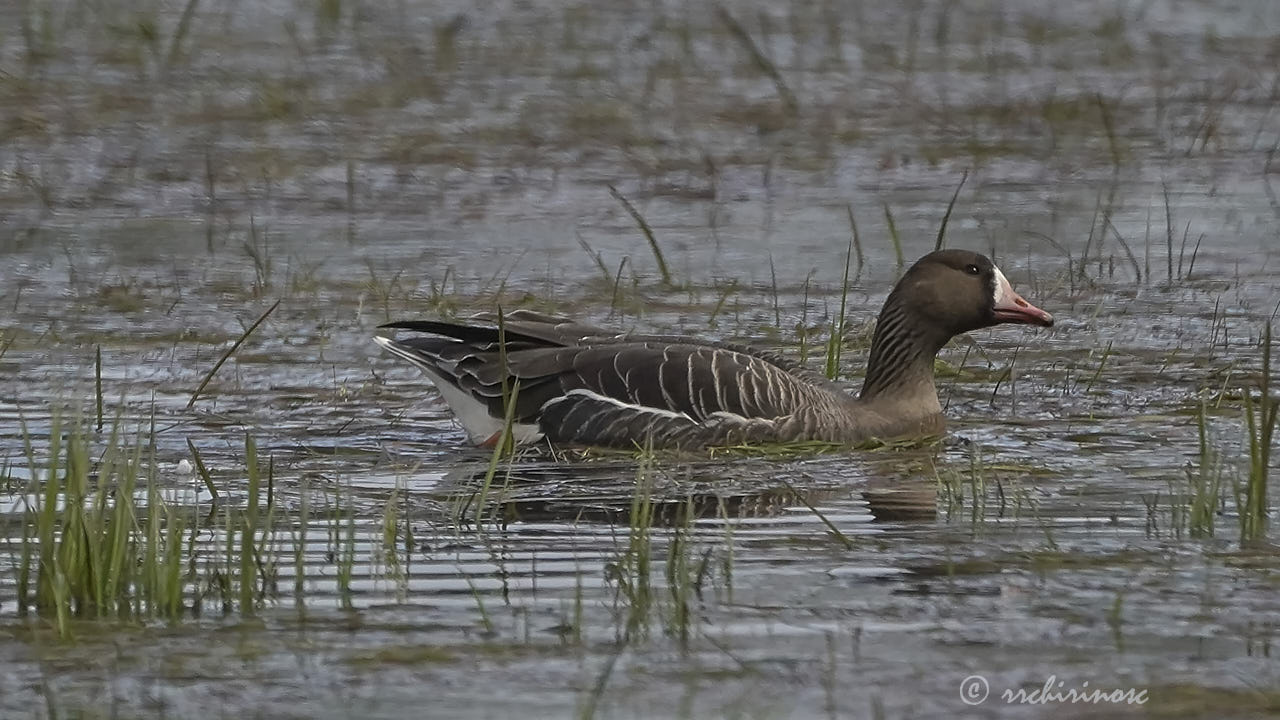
xmin=375 ymin=249 xmax=1054 ymax=449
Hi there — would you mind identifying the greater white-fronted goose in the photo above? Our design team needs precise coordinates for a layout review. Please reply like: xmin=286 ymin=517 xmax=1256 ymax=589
xmin=375 ymin=249 xmax=1053 ymax=449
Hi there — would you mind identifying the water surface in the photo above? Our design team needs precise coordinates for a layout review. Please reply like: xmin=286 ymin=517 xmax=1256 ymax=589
xmin=2 ymin=0 xmax=1279 ymax=718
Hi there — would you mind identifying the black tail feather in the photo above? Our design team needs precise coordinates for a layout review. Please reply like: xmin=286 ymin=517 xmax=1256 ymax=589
xmin=378 ymin=320 xmax=558 ymax=351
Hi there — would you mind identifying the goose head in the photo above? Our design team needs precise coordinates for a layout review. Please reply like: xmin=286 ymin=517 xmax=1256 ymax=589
xmin=860 ymin=249 xmax=1053 ymax=402
xmin=891 ymin=249 xmax=1054 ymax=336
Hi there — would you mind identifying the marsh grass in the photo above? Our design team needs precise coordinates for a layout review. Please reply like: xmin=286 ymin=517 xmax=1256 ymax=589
xmin=185 ymin=438 xmax=218 ymax=501
xmin=823 ymin=234 xmax=855 ymax=380
xmin=1182 ymin=391 xmax=1226 ymax=539
xmin=460 ymin=379 xmax=521 ymax=528
xmin=882 ymin=204 xmax=905 ymax=272
xmin=845 ymin=205 xmax=865 ymax=276
xmin=713 ymin=5 xmax=798 ymax=114
xmin=606 ymin=452 xmax=657 ymax=641
xmin=588 ymin=448 xmax=727 ymax=648
xmin=1236 ymin=322 xmax=1276 ymax=544
xmin=933 ymin=170 xmax=968 ymax=251
xmin=706 ymin=280 xmax=739 ymax=329
xmin=164 ymin=0 xmax=200 ymax=71
xmin=323 ymin=482 xmax=359 ymax=611
xmin=608 ymin=185 xmax=673 ymax=288
xmin=363 ymin=259 xmax=411 ymax=322
xmin=796 ymin=271 xmax=815 ymax=364
xmin=187 ymin=299 xmax=281 ymax=409
xmin=451 ymin=308 xmax=523 ymax=530
xmin=377 ymin=478 xmax=408 ymax=601
xmin=9 ymin=410 xmax=368 ymax=635
xmin=933 ymin=444 xmax=1035 ymax=527
xmin=238 ymin=434 xmax=271 ymax=615
xmin=242 ymin=217 xmax=274 ymax=295
xmin=709 ymin=440 xmax=846 ymax=460
xmin=293 ymin=475 xmax=311 ymax=604
xmin=776 ymin=476 xmax=854 ymax=549
xmin=661 ymin=496 xmax=710 ymax=649
xmin=577 ymin=641 xmax=626 ymax=720
xmin=577 ymin=233 xmax=613 ymax=286
xmin=16 ymin=414 xmax=191 ymax=636
xmin=936 ymin=444 xmax=988 ymax=525
xmin=93 ymin=347 xmax=103 ymax=431
xmin=1182 ymin=323 xmax=1277 ymax=545
xmin=1084 ymin=341 xmax=1114 ymax=394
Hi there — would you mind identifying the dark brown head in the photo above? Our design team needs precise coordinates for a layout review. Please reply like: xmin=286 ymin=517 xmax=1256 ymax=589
xmin=861 ymin=249 xmax=1052 ymax=402
xmin=889 ymin=249 xmax=1054 ymax=335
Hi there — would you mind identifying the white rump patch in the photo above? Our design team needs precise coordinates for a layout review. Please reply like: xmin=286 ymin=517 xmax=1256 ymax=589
xmin=375 ymin=336 xmax=543 ymax=445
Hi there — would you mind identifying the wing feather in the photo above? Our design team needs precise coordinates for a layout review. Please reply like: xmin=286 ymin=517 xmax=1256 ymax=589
xmin=377 ymin=316 xmax=841 ymax=448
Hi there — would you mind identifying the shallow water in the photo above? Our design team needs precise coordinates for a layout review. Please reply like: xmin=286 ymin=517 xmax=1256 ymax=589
xmin=2 ymin=0 xmax=1280 ymax=718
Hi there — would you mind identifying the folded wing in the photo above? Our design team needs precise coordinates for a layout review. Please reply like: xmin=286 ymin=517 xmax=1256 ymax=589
xmin=376 ymin=311 xmax=834 ymax=448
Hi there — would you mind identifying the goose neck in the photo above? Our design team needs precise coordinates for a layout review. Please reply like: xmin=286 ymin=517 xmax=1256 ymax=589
xmin=858 ymin=298 xmax=950 ymax=404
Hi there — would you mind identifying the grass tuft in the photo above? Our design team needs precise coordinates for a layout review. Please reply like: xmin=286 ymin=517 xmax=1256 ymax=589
xmin=17 ymin=415 xmax=189 ymax=636
xmin=608 ymin=185 xmax=673 ymax=288
xmin=1185 ymin=391 xmax=1225 ymax=538
xmin=1237 ymin=322 xmax=1276 ymax=544
xmin=824 ymin=233 xmax=855 ymax=380
xmin=713 ymin=5 xmax=798 ymax=113
xmin=187 ymin=299 xmax=281 ymax=409
xmin=934 ymin=169 xmax=969 ymax=252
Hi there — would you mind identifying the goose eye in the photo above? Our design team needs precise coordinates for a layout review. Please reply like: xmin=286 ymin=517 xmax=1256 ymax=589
xmin=964 ymin=264 xmax=980 ymax=275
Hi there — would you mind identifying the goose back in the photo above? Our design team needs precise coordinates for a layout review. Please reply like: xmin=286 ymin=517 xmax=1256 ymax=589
xmin=377 ymin=311 xmax=856 ymax=448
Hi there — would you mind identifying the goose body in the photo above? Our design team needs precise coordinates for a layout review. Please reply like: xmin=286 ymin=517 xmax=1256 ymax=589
xmin=375 ymin=250 xmax=1053 ymax=449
